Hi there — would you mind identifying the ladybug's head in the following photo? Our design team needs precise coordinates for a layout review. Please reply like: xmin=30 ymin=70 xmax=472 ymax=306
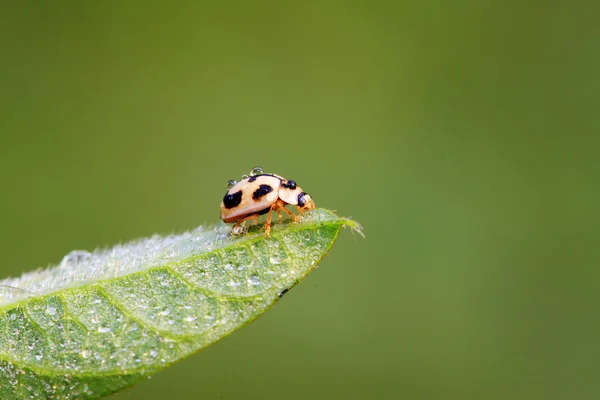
xmin=296 ymin=191 xmax=315 ymax=211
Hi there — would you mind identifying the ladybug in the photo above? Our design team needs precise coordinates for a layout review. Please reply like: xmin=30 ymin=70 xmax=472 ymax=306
xmin=220 ymin=167 xmax=316 ymax=238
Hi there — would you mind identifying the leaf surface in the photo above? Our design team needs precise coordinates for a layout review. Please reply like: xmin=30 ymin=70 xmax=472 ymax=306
xmin=0 ymin=209 xmax=359 ymax=399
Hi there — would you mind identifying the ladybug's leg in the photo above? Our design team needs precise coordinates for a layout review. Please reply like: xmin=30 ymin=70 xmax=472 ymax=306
xmin=267 ymin=200 xmax=300 ymax=237
xmin=265 ymin=199 xmax=287 ymax=238
xmin=279 ymin=204 xmax=299 ymax=222
xmin=232 ymin=213 xmax=259 ymax=235
xmin=264 ymin=204 xmax=276 ymax=238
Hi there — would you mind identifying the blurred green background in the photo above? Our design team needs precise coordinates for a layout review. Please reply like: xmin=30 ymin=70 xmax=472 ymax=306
xmin=1 ymin=1 xmax=598 ymax=399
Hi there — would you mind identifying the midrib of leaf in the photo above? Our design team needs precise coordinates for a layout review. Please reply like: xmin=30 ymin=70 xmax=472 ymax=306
xmin=0 ymin=209 xmax=359 ymax=399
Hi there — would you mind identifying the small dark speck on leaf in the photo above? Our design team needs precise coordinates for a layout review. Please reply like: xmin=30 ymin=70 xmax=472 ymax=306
xmin=278 ymin=288 xmax=289 ymax=298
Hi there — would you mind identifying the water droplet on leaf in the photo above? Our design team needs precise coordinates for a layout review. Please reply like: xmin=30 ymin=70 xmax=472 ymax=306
xmin=60 ymin=250 xmax=92 ymax=267
xmin=248 ymin=275 xmax=261 ymax=286
xmin=269 ymin=256 xmax=281 ymax=265
xmin=97 ymin=326 xmax=111 ymax=333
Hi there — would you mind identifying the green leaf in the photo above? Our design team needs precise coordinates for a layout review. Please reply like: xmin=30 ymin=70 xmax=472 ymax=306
xmin=0 ymin=209 xmax=360 ymax=399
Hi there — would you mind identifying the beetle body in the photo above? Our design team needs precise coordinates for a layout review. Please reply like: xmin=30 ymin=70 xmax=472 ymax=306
xmin=220 ymin=168 xmax=315 ymax=237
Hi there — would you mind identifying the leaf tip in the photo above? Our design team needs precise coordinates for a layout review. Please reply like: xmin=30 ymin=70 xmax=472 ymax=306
xmin=305 ymin=208 xmax=364 ymax=238
xmin=340 ymin=218 xmax=365 ymax=238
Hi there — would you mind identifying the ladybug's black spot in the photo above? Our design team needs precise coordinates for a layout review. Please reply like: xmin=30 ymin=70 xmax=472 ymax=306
xmin=297 ymin=192 xmax=307 ymax=207
xmin=223 ymin=191 xmax=243 ymax=209
xmin=253 ymin=184 xmax=273 ymax=201
xmin=281 ymin=180 xmax=296 ymax=190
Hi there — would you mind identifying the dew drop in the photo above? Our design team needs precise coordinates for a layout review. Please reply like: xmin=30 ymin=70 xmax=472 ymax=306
xmin=81 ymin=350 xmax=92 ymax=359
xmin=97 ymin=326 xmax=111 ymax=333
xmin=241 ymin=174 xmax=249 ymax=179
xmin=46 ymin=306 xmax=57 ymax=316
xmin=269 ymin=256 xmax=281 ymax=265
xmin=248 ymin=275 xmax=261 ymax=286
xmin=185 ymin=315 xmax=197 ymax=322
xmin=60 ymin=250 xmax=92 ymax=267
xmin=249 ymin=166 xmax=263 ymax=176
xmin=225 ymin=180 xmax=237 ymax=189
